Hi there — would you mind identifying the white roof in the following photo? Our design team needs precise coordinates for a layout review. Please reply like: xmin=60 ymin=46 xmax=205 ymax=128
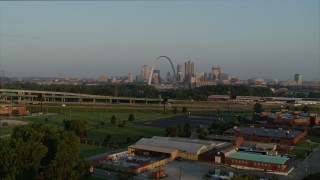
xmin=135 ymin=136 xmax=218 ymax=154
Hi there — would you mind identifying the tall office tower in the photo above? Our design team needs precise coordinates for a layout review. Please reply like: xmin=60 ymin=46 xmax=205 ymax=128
xmin=153 ymin=72 xmax=159 ymax=85
xmin=141 ymin=65 xmax=149 ymax=81
xmin=177 ymin=64 xmax=183 ymax=82
xmin=211 ymin=66 xmax=220 ymax=80
xmin=128 ymin=72 xmax=133 ymax=83
xmin=294 ymin=74 xmax=302 ymax=85
xmin=218 ymin=73 xmax=229 ymax=82
xmin=184 ymin=61 xmax=194 ymax=82
xmin=153 ymin=70 xmax=160 ymax=84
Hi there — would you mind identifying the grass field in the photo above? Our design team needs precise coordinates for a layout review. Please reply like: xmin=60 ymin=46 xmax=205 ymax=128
xmin=295 ymin=139 xmax=319 ymax=150
xmin=308 ymin=135 xmax=320 ymax=143
xmin=19 ymin=110 xmax=164 ymax=157
xmin=80 ymin=144 xmax=111 ymax=157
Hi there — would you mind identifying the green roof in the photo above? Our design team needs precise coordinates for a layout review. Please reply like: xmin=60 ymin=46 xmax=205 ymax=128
xmin=227 ymin=152 xmax=289 ymax=164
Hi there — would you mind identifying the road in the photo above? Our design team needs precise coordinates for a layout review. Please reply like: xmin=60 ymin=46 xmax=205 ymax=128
xmin=92 ymin=168 xmax=118 ymax=180
xmin=285 ymin=147 xmax=320 ymax=180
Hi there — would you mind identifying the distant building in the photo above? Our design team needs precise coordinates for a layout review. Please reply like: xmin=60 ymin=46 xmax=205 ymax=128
xmin=230 ymin=77 xmax=240 ymax=84
xmin=294 ymin=74 xmax=302 ymax=85
xmin=211 ymin=66 xmax=220 ymax=81
xmin=218 ymin=73 xmax=229 ymax=84
xmin=254 ymin=110 xmax=320 ymax=127
xmin=141 ymin=65 xmax=149 ymax=81
xmin=135 ymin=75 xmax=142 ymax=82
xmin=98 ymin=75 xmax=108 ymax=82
xmin=248 ymin=77 xmax=266 ymax=85
xmin=152 ymin=70 xmax=160 ymax=85
xmin=128 ymin=72 xmax=133 ymax=83
xmin=266 ymin=79 xmax=278 ymax=85
xmin=177 ymin=64 xmax=183 ymax=82
xmin=184 ymin=61 xmax=194 ymax=82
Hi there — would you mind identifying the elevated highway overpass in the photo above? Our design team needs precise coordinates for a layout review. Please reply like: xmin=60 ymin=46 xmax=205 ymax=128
xmin=0 ymin=89 xmax=162 ymax=105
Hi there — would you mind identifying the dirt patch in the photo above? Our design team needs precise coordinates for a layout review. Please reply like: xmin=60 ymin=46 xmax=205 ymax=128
xmin=0 ymin=119 xmax=28 ymax=126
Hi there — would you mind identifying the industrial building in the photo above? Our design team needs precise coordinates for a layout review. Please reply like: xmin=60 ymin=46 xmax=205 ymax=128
xmin=206 ymin=135 xmax=244 ymax=147
xmin=128 ymin=136 xmax=229 ymax=161
xmin=254 ymin=110 xmax=320 ymax=127
xmin=223 ymin=126 xmax=307 ymax=145
xmin=0 ymin=106 xmax=27 ymax=116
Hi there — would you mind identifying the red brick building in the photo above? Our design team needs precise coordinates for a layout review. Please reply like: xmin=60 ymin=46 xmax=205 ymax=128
xmin=0 ymin=106 xmax=28 ymax=116
xmin=223 ymin=126 xmax=307 ymax=145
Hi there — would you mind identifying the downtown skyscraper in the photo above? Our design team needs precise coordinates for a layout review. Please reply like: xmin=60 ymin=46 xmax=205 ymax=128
xmin=141 ymin=65 xmax=149 ymax=82
xmin=177 ymin=64 xmax=183 ymax=82
xmin=184 ymin=61 xmax=194 ymax=82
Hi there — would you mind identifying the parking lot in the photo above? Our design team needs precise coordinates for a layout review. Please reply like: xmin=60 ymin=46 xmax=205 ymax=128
xmin=135 ymin=114 xmax=234 ymax=128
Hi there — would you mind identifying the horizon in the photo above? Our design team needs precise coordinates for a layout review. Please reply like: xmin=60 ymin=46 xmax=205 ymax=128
xmin=0 ymin=1 xmax=319 ymax=81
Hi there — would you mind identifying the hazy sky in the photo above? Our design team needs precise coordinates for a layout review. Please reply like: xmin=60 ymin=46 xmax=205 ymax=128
xmin=0 ymin=0 xmax=319 ymax=81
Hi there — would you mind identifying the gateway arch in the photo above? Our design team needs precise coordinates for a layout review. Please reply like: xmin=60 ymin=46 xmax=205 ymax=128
xmin=148 ymin=56 xmax=176 ymax=85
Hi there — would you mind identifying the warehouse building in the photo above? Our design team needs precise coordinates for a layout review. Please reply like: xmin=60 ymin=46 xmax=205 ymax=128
xmin=206 ymin=135 xmax=244 ymax=147
xmin=128 ymin=136 xmax=229 ymax=161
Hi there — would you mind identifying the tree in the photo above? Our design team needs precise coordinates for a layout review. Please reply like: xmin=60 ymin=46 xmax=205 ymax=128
xmin=173 ymin=107 xmax=178 ymax=114
xmin=165 ymin=126 xmax=179 ymax=137
xmin=64 ymin=119 xmax=88 ymax=139
xmin=126 ymin=137 xmax=131 ymax=143
xmin=197 ymin=127 xmax=207 ymax=140
xmin=253 ymin=103 xmax=263 ymax=113
xmin=111 ymin=115 xmax=117 ymax=124
xmin=182 ymin=106 xmax=188 ymax=113
xmin=183 ymin=122 xmax=192 ymax=137
xmin=0 ymin=124 xmax=85 ymax=180
xmin=303 ymin=105 xmax=309 ymax=113
xmin=104 ymin=134 xmax=111 ymax=143
xmin=128 ymin=114 xmax=135 ymax=122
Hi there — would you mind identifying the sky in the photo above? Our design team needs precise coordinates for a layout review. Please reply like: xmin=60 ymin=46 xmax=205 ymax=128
xmin=0 ymin=0 xmax=319 ymax=81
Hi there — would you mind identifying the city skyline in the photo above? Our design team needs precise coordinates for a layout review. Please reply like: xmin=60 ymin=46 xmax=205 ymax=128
xmin=0 ymin=1 xmax=319 ymax=80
